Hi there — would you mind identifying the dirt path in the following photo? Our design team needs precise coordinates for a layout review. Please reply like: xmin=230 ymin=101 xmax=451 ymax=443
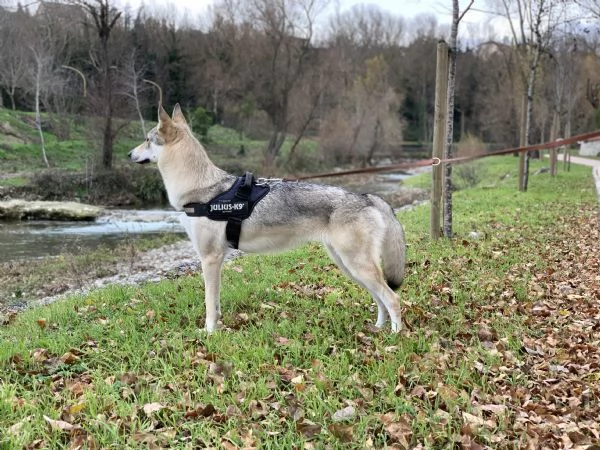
xmin=567 ymin=155 xmax=600 ymax=199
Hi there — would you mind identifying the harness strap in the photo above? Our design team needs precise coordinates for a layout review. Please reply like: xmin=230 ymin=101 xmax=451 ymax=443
xmin=225 ymin=217 xmax=243 ymax=249
xmin=183 ymin=203 xmax=209 ymax=216
xmin=225 ymin=172 xmax=255 ymax=248
xmin=183 ymin=172 xmax=270 ymax=249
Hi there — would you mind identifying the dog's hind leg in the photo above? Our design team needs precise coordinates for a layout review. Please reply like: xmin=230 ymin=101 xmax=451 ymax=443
xmin=325 ymin=244 xmax=389 ymax=328
xmin=328 ymin=240 xmax=402 ymax=332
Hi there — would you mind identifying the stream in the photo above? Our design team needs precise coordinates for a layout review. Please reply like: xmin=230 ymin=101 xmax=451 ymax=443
xmin=0 ymin=210 xmax=185 ymax=263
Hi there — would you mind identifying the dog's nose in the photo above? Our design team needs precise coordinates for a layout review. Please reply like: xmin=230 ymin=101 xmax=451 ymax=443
xmin=128 ymin=150 xmax=133 ymax=159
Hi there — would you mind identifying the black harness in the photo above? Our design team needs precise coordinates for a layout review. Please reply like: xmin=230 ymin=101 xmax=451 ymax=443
xmin=183 ymin=172 xmax=270 ymax=249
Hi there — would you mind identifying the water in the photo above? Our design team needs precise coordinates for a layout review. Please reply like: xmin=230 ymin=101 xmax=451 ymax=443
xmin=0 ymin=210 xmax=185 ymax=263
xmin=331 ymin=172 xmax=413 ymax=194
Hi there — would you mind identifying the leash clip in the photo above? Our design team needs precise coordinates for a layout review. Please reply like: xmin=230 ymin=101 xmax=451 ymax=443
xmin=256 ymin=177 xmax=283 ymax=186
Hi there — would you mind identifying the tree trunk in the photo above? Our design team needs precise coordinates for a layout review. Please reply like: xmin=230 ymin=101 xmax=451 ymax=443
xmin=8 ymin=90 xmax=16 ymax=110
xmin=131 ymin=66 xmax=146 ymax=137
xmin=563 ymin=115 xmax=571 ymax=171
xmin=518 ymin=92 xmax=527 ymax=189
xmin=286 ymin=87 xmax=323 ymax=167
xmin=549 ymin=110 xmax=559 ymax=177
xmin=34 ymin=57 xmax=49 ymax=168
xmin=101 ymin=37 xmax=113 ymax=169
xmin=365 ymin=117 xmax=381 ymax=166
xmin=443 ymin=1 xmax=460 ymax=239
xmin=349 ymin=108 xmax=368 ymax=166
xmin=264 ymin=130 xmax=286 ymax=167
xmin=522 ymin=43 xmax=541 ymax=192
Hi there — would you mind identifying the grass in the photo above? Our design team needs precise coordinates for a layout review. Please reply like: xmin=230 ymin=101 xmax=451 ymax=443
xmin=0 ymin=156 xmax=598 ymax=448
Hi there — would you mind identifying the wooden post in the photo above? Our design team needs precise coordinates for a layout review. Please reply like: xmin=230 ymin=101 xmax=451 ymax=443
xmin=563 ymin=120 xmax=571 ymax=171
xmin=431 ymin=40 xmax=449 ymax=240
xmin=518 ymin=93 xmax=527 ymax=191
xmin=549 ymin=111 xmax=559 ymax=177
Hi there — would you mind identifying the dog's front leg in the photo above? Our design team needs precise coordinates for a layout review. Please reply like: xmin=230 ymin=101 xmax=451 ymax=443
xmin=201 ymin=254 xmax=225 ymax=332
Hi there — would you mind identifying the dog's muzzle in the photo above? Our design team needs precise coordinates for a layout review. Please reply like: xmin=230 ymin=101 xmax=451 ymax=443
xmin=128 ymin=150 xmax=150 ymax=164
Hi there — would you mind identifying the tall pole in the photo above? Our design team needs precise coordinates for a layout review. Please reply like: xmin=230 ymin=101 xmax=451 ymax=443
xmin=431 ymin=40 xmax=449 ymax=240
xmin=519 ymin=92 xmax=527 ymax=191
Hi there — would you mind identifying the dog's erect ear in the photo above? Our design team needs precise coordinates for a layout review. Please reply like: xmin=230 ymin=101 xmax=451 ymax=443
xmin=172 ymin=103 xmax=188 ymax=126
xmin=158 ymin=103 xmax=178 ymax=140
xmin=158 ymin=103 xmax=171 ymax=125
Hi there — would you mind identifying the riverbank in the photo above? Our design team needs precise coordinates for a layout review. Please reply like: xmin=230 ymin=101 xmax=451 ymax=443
xmin=0 ymin=199 xmax=103 ymax=221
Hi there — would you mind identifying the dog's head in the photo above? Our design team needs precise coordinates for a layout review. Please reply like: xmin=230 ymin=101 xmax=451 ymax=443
xmin=129 ymin=104 xmax=189 ymax=164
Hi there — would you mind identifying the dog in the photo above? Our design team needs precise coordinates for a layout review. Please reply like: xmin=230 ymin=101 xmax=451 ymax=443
xmin=129 ymin=104 xmax=406 ymax=332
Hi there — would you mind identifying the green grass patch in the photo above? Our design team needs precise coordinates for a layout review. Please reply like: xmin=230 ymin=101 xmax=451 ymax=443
xmin=0 ymin=176 xmax=28 ymax=187
xmin=0 ymin=156 xmax=597 ymax=448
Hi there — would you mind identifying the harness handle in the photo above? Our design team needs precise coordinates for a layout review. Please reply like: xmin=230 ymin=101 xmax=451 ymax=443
xmin=237 ymin=172 xmax=254 ymax=201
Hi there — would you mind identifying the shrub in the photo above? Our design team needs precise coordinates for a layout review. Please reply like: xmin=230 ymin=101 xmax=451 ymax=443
xmin=453 ymin=134 xmax=487 ymax=189
xmin=28 ymin=166 xmax=167 ymax=206
xmin=191 ymin=106 xmax=213 ymax=139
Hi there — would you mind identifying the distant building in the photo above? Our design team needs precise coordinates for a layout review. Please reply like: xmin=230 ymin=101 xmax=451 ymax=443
xmin=579 ymin=136 xmax=600 ymax=157
xmin=35 ymin=1 xmax=87 ymax=26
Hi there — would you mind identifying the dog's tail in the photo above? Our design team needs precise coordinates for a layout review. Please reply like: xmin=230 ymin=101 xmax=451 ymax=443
xmin=370 ymin=195 xmax=406 ymax=290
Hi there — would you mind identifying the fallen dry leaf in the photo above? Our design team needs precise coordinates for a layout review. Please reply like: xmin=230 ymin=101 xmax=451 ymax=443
xmin=296 ymin=419 xmax=322 ymax=439
xmin=60 ymin=352 xmax=80 ymax=365
xmin=380 ymin=413 xmax=412 ymax=448
xmin=331 ymin=405 xmax=356 ymax=422
xmin=142 ymin=402 xmax=165 ymax=416
xmin=43 ymin=415 xmax=80 ymax=432
xmin=8 ymin=415 xmax=33 ymax=435
xmin=328 ymin=423 xmax=355 ymax=443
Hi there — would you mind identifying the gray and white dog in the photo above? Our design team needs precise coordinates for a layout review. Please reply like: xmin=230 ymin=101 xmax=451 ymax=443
xmin=129 ymin=104 xmax=406 ymax=332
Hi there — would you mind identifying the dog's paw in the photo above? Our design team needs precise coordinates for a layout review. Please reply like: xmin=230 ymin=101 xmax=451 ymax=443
xmin=201 ymin=322 xmax=221 ymax=334
xmin=390 ymin=321 xmax=402 ymax=333
xmin=375 ymin=319 xmax=387 ymax=328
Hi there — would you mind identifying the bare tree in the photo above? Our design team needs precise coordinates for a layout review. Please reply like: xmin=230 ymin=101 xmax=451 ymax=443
xmin=493 ymin=0 xmax=565 ymax=191
xmin=545 ymin=34 xmax=580 ymax=175
xmin=68 ymin=0 xmax=122 ymax=169
xmin=443 ymin=0 xmax=474 ymax=238
xmin=24 ymin=22 xmax=68 ymax=167
xmin=0 ymin=10 xmax=28 ymax=110
xmin=213 ymin=0 xmax=330 ymax=167
xmin=285 ymin=64 xmax=333 ymax=168
xmin=119 ymin=51 xmax=150 ymax=137
xmin=573 ymin=0 xmax=600 ymax=18
xmin=319 ymin=54 xmax=402 ymax=166
xmin=31 ymin=50 xmax=51 ymax=167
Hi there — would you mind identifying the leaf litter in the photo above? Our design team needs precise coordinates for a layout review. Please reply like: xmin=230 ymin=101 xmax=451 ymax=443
xmin=1 ymin=203 xmax=599 ymax=448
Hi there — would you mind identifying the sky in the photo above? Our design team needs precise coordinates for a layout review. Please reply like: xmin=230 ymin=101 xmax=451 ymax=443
xmin=116 ymin=0 xmax=510 ymax=40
